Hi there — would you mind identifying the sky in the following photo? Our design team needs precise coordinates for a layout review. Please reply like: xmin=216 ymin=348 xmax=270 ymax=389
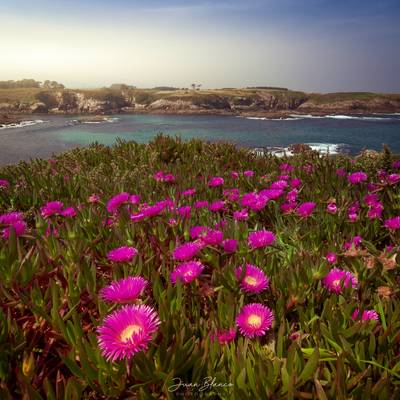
xmin=0 ymin=0 xmax=399 ymax=92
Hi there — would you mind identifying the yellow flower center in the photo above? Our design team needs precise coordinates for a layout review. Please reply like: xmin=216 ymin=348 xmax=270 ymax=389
xmin=247 ymin=314 xmax=262 ymax=328
xmin=120 ymin=324 xmax=142 ymax=342
xmin=333 ymin=279 xmax=341 ymax=287
xmin=244 ymin=276 xmax=258 ymax=286
xmin=184 ymin=270 xmax=193 ymax=277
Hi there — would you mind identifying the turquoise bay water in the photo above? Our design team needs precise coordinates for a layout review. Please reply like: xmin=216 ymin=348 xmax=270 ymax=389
xmin=1 ymin=113 xmax=400 ymax=165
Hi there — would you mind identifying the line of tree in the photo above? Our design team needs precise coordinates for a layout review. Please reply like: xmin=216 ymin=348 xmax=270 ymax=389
xmin=0 ymin=79 xmax=65 ymax=89
xmin=246 ymin=86 xmax=288 ymax=91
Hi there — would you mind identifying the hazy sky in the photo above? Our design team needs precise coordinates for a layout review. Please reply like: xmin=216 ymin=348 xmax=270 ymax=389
xmin=1 ymin=0 xmax=399 ymax=92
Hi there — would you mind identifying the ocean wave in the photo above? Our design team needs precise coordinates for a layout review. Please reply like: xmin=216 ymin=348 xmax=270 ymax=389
xmin=253 ymin=143 xmax=344 ymax=157
xmin=243 ymin=114 xmax=394 ymax=122
xmin=290 ymin=114 xmax=393 ymax=121
xmin=243 ymin=116 xmax=303 ymax=121
xmin=0 ymin=119 xmax=46 ymax=130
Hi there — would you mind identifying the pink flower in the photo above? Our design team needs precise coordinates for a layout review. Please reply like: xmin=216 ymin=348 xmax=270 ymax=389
xmin=129 ymin=194 xmax=141 ymax=205
xmin=235 ymin=264 xmax=269 ymax=294
xmin=367 ymin=203 xmax=383 ymax=219
xmin=352 ymin=309 xmax=379 ymax=322
xmin=107 ymin=246 xmax=138 ymax=263
xmin=336 ymin=168 xmax=346 ymax=177
xmin=291 ymin=178 xmax=302 ymax=188
xmin=392 ymin=160 xmax=400 ymax=169
xmin=231 ymin=171 xmax=239 ymax=179
xmin=202 ymin=229 xmax=223 ymax=246
xmin=348 ymin=172 xmax=368 ymax=184
xmin=100 ymin=276 xmax=148 ymax=303
xmin=244 ymin=170 xmax=254 ymax=177
xmin=222 ymin=239 xmax=238 ymax=253
xmin=0 ymin=179 xmax=9 ymax=189
xmin=281 ymin=202 xmax=297 ymax=214
xmin=322 ymin=268 xmax=357 ymax=294
xmin=233 ymin=209 xmax=249 ymax=221
xmin=209 ymin=200 xmax=225 ymax=212
xmin=364 ymin=194 xmax=379 ymax=206
xmin=327 ymin=203 xmax=337 ymax=214
xmin=223 ymin=188 xmax=240 ymax=202
xmin=326 ymin=252 xmax=337 ymax=264
xmin=0 ymin=212 xmax=27 ymax=239
xmin=208 ymin=176 xmax=224 ymax=187
xmin=297 ymin=202 xmax=316 ymax=218
xmin=181 ymin=188 xmax=196 ymax=196
xmin=259 ymin=189 xmax=284 ymax=200
xmin=270 ymin=180 xmax=288 ymax=190
xmin=107 ymin=192 xmax=130 ymax=213
xmin=41 ymin=201 xmax=64 ymax=218
xmin=280 ymin=163 xmax=294 ymax=172
xmin=189 ymin=226 xmax=209 ymax=239
xmin=194 ymin=200 xmax=209 ymax=209
xmin=61 ymin=207 xmax=76 ymax=218
xmin=88 ymin=194 xmax=100 ymax=203
xmin=97 ymin=304 xmax=160 ymax=361
xmin=387 ymin=173 xmax=400 ymax=185
xmin=172 ymin=241 xmax=203 ymax=261
xmin=177 ymin=205 xmax=191 ymax=218
xmin=236 ymin=303 xmax=274 ymax=338
xmin=171 ymin=261 xmax=204 ymax=284
xmin=241 ymin=193 xmax=267 ymax=211
xmin=211 ymin=328 xmax=236 ymax=344
xmin=248 ymin=230 xmax=275 ymax=249
xmin=384 ymin=216 xmax=400 ymax=230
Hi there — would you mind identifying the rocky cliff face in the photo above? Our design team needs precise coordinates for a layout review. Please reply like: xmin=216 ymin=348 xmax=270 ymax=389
xmin=0 ymin=88 xmax=399 ymax=116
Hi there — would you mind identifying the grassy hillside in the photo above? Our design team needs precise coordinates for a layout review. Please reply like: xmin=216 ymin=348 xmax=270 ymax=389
xmin=0 ymin=136 xmax=399 ymax=398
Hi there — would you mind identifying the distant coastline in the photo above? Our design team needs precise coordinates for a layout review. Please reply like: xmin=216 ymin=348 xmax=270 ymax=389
xmin=1 ymin=87 xmax=400 ymax=126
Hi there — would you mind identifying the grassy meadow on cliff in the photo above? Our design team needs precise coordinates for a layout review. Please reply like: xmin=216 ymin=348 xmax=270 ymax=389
xmin=0 ymin=136 xmax=400 ymax=399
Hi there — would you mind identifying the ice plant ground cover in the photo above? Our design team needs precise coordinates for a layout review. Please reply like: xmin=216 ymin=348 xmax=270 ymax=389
xmin=0 ymin=135 xmax=399 ymax=399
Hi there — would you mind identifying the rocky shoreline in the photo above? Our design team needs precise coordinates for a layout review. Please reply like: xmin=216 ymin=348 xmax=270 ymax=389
xmin=1 ymin=88 xmax=399 ymax=125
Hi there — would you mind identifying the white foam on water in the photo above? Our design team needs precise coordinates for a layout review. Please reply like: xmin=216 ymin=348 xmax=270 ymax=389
xmin=253 ymin=143 xmax=344 ymax=157
xmin=0 ymin=119 xmax=46 ymax=130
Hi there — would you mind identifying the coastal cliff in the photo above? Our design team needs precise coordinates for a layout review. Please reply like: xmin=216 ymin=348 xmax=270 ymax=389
xmin=1 ymin=87 xmax=399 ymax=120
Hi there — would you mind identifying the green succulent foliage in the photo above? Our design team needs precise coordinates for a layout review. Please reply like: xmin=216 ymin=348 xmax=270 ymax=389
xmin=0 ymin=135 xmax=399 ymax=399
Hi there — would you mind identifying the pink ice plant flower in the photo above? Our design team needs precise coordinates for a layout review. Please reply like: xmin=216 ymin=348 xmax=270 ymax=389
xmin=248 ymin=230 xmax=276 ymax=249
xmin=201 ymin=229 xmax=224 ymax=246
xmin=171 ymin=261 xmax=205 ymax=284
xmin=0 ymin=179 xmax=9 ymax=188
xmin=236 ymin=303 xmax=274 ymax=338
xmin=209 ymin=200 xmax=225 ymax=212
xmin=107 ymin=246 xmax=138 ymax=263
xmin=97 ymin=304 xmax=160 ymax=362
xmin=106 ymin=192 xmax=130 ymax=213
xmin=348 ymin=172 xmax=368 ymax=184
xmin=222 ymin=239 xmax=238 ymax=253
xmin=208 ymin=176 xmax=224 ymax=187
xmin=100 ymin=276 xmax=148 ymax=303
xmin=172 ymin=241 xmax=203 ymax=261
xmin=297 ymin=202 xmax=316 ymax=218
xmin=352 ymin=309 xmax=379 ymax=322
xmin=41 ymin=201 xmax=64 ymax=218
xmin=233 ymin=209 xmax=249 ymax=221
xmin=322 ymin=268 xmax=357 ymax=294
xmin=384 ymin=216 xmax=400 ymax=230
xmin=0 ymin=211 xmax=26 ymax=239
xmin=235 ymin=264 xmax=269 ymax=294
xmin=327 ymin=203 xmax=337 ymax=214
xmin=326 ymin=252 xmax=337 ymax=264
xmin=211 ymin=328 xmax=236 ymax=344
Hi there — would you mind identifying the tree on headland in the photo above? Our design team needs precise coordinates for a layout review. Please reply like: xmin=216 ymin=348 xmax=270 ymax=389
xmin=0 ymin=79 xmax=41 ymax=89
xmin=42 ymin=80 xmax=65 ymax=89
xmin=190 ymin=83 xmax=202 ymax=90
